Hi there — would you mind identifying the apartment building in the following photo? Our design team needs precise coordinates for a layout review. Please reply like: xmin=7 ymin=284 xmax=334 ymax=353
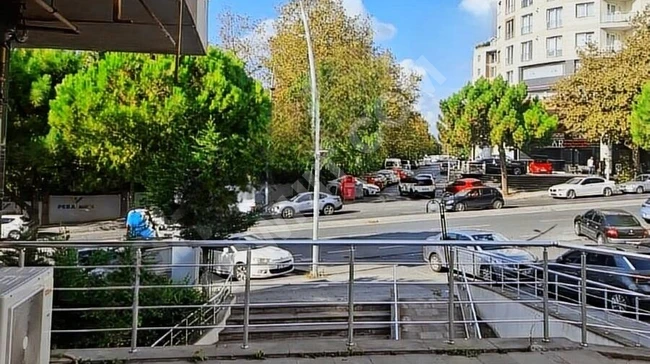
xmin=473 ymin=0 xmax=650 ymax=98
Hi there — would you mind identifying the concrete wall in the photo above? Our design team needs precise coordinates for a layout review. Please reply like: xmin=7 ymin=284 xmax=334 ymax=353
xmin=469 ymin=285 xmax=624 ymax=347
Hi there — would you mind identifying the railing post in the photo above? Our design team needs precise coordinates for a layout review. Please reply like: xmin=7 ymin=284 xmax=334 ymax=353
xmin=542 ymin=247 xmax=550 ymax=343
xmin=130 ymin=248 xmax=142 ymax=353
xmin=242 ymin=247 xmax=252 ymax=349
xmin=392 ymin=264 xmax=399 ymax=341
xmin=18 ymin=248 xmax=25 ymax=267
xmin=347 ymin=245 xmax=355 ymax=347
xmin=447 ymin=247 xmax=455 ymax=344
xmin=636 ymin=296 xmax=640 ymax=322
xmin=554 ymin=275 xmax=559 ymax=313
xmin=580 ymin=251 xmax=588 ymax=347
xmin=516 ymin=267 xmax=521 ymax=299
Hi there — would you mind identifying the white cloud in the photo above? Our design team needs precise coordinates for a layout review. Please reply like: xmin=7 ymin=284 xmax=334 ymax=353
xmin=460 ymin=0 xmax=497 ymax=17
xmin=341 ymin=0 xmax=397 ymax=41
xmin=399 ymin=57 xmax=447 ymax=135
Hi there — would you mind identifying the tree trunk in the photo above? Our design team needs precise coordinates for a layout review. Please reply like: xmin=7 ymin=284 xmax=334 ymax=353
xmin=632 ymin=145 xmax=641 ymax=174
xmin=498 ymin=145 xmax=509 ymax=196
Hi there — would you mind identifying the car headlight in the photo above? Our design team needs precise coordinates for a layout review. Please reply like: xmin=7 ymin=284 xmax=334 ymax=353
xmin=255 ymin=258 xmax=271 ymax=264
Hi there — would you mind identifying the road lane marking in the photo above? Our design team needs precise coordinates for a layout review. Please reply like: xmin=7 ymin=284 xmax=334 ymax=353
xmin=539 ymin=218 xmax=569 ymax=223
xmin=378 ymin=246 xmax=402 ymax=250
xmin=327 ymin=249 xmax=352 ymax=254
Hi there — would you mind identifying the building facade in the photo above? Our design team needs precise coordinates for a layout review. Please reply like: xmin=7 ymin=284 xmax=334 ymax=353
xmin=473 ymin=0 xmax=650 ymax=98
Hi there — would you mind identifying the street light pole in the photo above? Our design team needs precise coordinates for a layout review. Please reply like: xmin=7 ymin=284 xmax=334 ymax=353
xmin=265 ymin=71 xmax=275 ymax=207
xmin=298 ymin=0 xmax=321 ymax=276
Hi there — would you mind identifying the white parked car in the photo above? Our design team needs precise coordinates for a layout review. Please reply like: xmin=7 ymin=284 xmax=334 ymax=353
xmin=1 ymin=215 xmax=34 ymax=240
xmin=422 ymin=229 xmax=537 ymax=280
xmin=269 ymin=192 xmax=343 ymax=219
xmin=209 ymin=239 xmax=294 ymax=281
xmin=355 ymin=178 xmax=380 ymax=196
xmin=548 ymin=177 xmax=616 ymax=199
xmin=377 ymin=170 xmax=400 ymax=184
xmin=618 ymin=174 xmax=650 ymax=194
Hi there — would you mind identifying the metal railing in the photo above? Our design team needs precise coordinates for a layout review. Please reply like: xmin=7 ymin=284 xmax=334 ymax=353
xmin=602 ymin=12 xmax=631 ymax=23
xmin=3 ymin=239 xmax=650 ymax=352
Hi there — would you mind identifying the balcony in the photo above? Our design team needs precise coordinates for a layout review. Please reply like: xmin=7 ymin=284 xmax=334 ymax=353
xmin=602 ymin=12 xmax=633 ymax=29
xmin=547 ymin=20 xmax=562 ymax=29
xmin=4 ymin=239 xmax=650 ymax=362
xmin=604 ymin=44 xmax=623 ymax=52
xmin=547 ymin=49 xmax=563 ymax=58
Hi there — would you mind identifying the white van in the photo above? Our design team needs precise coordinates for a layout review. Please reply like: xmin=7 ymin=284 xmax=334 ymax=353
xmin=384 ymin=158 xmax=401 ymax=169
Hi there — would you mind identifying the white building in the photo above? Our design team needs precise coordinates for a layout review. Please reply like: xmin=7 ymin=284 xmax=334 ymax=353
xmin=473 ymin=0 xmax=650 ymax=98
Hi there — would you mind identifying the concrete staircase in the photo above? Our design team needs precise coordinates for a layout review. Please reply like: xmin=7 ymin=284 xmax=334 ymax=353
xmin=398 ymin=301 xmax=466 ymax=340
xmin=219 ymin=303 xmax=392 ymax=342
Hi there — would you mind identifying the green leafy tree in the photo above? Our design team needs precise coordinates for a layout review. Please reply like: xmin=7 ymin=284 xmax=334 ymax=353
xmin=439 ymin=77 xmax=556 ymax=193
xmin=631 ymin=81 xmax=650 ymax=150
xmin=48 ymin=48 xmax=270 ymax=239
xmin=6 ymin=49 xmax=85 ymax=216
xmin=551 ymin=9 xmax=650 ymax=170
xmin=488 ymin=78 xmax=557 ymax=192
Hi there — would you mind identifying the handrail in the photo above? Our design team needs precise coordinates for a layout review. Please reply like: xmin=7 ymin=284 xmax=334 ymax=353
xmin=456 ymin=248 xmax=482 ymax=339
xmin=150 ymin=270 xmax=233 ymax=347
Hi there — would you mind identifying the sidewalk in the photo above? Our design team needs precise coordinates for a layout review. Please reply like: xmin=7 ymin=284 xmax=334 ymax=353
xmin=51 ymin=337 xmax=646 ymax=363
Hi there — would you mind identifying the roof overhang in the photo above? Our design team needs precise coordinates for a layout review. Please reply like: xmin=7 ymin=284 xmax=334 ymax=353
xmin=12 ymin=0 xmax=207 ymax=55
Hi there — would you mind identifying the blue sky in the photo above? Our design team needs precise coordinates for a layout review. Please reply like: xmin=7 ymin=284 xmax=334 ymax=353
xmin=207 ymin=0 xmax=496 ymax=134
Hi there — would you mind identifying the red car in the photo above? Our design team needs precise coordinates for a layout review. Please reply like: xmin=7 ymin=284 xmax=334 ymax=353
xmin=446 ymin=178 xmax=483 ymax=194
xmin=529 ymin=158 xmax=553 ymax=174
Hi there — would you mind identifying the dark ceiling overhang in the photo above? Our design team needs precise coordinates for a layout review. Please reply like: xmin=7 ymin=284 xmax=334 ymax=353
xmin=13 ymin=0 xmax=207 ymax=55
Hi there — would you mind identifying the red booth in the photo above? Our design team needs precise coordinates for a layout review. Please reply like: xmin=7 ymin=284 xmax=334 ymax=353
xmin=341 ymin=175 xmax=357 ymax=201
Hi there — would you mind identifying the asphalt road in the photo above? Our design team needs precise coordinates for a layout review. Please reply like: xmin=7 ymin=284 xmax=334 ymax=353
xmin=258 ymin=192 xmax=650 ymax=226
xmin=254 ymin=197 xmax=647 ymax=266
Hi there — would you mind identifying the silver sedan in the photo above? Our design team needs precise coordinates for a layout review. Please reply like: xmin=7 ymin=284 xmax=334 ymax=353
xmin=269 ymin=192 xmax=343 ymax=219
xmin=422 ymin=229 xmax=537 ymax=280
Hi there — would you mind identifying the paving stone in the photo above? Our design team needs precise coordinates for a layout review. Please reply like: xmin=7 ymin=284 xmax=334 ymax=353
xmin=477 ymin=353 xmax=520 ymax=364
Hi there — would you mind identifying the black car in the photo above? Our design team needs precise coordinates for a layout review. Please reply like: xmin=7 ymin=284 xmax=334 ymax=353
xmin=544 ymin=245 xmax=650 ymax=312
xmin=443 ymin=186 xmax=504 ymax=212
xmin=478 ymin=158 xmax=527 ymax=175
xmin=574 ymin=209 xmax=649 ymax=245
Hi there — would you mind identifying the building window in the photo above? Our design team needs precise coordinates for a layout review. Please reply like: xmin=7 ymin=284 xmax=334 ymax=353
xmin=477 ymin=68 xmax=482 ymax=77
xmin=521 ymin=40 xmax=533 ymax=62
xmin=574 ymin=60 xmax=582 ymax=71
xmin=478 ymin=54 xmax=481 ymax=62
xmin=506 ymin=0 xmax=515 ymax=14
xmin=547 ymin=7 xmax=562 ymax=29
xmin=575 ymin=32 xmax=594 ymax=48
xmin=576 ymin=2 xmax=595 ymax=18
xmin=546 ymin=36 xmax=563 ymax=57
xmin=521 ymin=0 xmax=533 ymax=8
xmin=521 ymin=14 xmax=532 ymax=34
xmin=506 ymin=45 xmax=514 ymax=65
xmin=506 ymin=19 xmax=514 ymax=40
xmin=506 ymin=71 xmax=514 ymax=83
xmin=497 ymin=25 xmax=502 ymax=39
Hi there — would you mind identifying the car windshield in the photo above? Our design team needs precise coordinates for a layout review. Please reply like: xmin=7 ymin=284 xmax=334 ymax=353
xmin=628 ymin=256 xmax=650 ymax=270
xmin=290 ymin=194 xmax=307 ymax=202
xmin=605 ymin=214 xmax=641 ymax=227
xmin=565 ymin=178 xmax=583 ymax=185
xmin=637 ymin=176 xmax=648 ymax=181
xmin=472 ymin=233 xmax=508 ymax=241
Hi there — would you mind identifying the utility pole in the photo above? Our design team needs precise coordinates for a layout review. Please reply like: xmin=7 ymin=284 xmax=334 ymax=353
xmin=298 ymin=0 xmax=321 ymax=276
xmin=265 ymin=70 xmax=275 ymax=207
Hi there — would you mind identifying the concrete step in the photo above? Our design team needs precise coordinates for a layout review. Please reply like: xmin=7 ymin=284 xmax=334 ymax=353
xmin=227 ymin=310 xmax=390 ymax=325
xmin=230 ymin=303 xmax=386 ymax=315
xmin=219 ymin=322 xmax=391 ymax=342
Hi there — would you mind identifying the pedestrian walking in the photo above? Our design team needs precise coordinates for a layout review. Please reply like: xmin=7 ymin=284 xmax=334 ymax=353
xmin=587 ymin=156 xmax=595 ymax=175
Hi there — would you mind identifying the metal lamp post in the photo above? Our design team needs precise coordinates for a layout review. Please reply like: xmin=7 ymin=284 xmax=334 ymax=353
xmin=298 ymin=0 xmax=322 ymax=277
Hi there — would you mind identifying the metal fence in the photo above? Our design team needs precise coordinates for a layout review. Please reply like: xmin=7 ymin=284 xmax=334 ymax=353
xmin=3 ymin=239 xmax=650 ymax=353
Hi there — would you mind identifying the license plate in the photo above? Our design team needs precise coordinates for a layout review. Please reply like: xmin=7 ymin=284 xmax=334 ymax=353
xmin=276 ymin=264 xmax=286 ymax=269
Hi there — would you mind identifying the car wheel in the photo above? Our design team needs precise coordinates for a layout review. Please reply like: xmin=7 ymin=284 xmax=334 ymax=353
xmin=234 ymin=263 xmax=247 ymax=282
xmin=492 ymin=200 xmax=503 ymax=210
xmin=479 ymin=265 xmax=493 ymax=282
xmin=567 ymin=190 xmax=576 ymax=199
xmin=608 ymin=293 xmax=630 ymax=312
xmin=7 ymin=230 xmax=20 ymax=241
xmin=281 ymin=207 xmax=295 ymax=219
xmin=574 ymin=222 xmax=582 ymax=236
xmin=603 ymin=187 xmax=613 ymax=197
xmin=513 ymin=167 xmax=522 ymax=175
xmin=428 ymin=253 xmax=445 ymax=272
xmin=637 ymin=186 xmax=645 ymax=194
xmin=597 ymin=234 xmax=607 ymax=245
xmin=454 ymin=203 xmax=466 ymax=212
xmin=322 ymin=204 xmax=335 ymax=216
